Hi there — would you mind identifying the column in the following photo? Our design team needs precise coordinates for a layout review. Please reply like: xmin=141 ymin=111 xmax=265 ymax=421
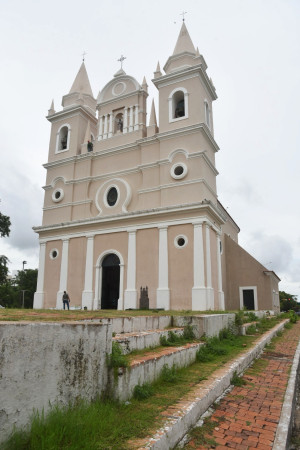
xmin=205 ymin=223 xmax=214 ymax=309
xmin=103 ymin=114 xmax=108 ymax=139
xmin=81 ymin=235 xmax=94 ymax=310
xmin=216 ymin=233 xmax=225 ymax=310
xmin=108 ymin=113 xmax=113 ymax=138
xmin=97 ymin=115 xmax=103 ymax=141
xmin=123 ymin=107 xmax=128 ymax=133
xmin=129 ymin=106 xmax=133 ymax=132
xmin=33 ymin=241 xmax=46 ymax=309
xmin=192 ymin=222 xmax=207 ymax=310
xmin=134 ymin=104 xmax=139 ymax=130
xmin=56 ymin=238 xmax=70 ymax=309
xmin=124 ymin=229 xmax=137 ymax=309
xmin=156 ymin=226 xmax=170 ymax=310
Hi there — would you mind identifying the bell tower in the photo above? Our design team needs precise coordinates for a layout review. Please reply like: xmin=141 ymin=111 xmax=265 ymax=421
xmin=153 ymin=22 xmax=217 ymax=136
xmin=46 ymin=62 xmax=97 ymax=163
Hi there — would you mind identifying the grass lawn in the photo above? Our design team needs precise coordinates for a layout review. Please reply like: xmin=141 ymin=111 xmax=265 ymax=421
xmin=0 ymin=308 xmax=232 ymax=322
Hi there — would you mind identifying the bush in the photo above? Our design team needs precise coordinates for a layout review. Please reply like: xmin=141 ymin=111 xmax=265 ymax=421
xmin=231 ymin=371 xmax=246 ymax=386
xmin=183 ymin=324 xmax=195 ymax=340
xmin=133 ymin=383 xmax=154 ymax=400
xmin=161 ymin=364 xmax=178 ymax=383
xmin=246 ymin=324 xmax=257 ymax=335
xmin=245 ymin=312 xmax=257 ymax=322
xmin=107 ymin=342 xmax=128 ymax=369
xmin=235 ymin=311 xmax=245 ymax=326
xmin=289 ymin=310 xmax=298 ymax=324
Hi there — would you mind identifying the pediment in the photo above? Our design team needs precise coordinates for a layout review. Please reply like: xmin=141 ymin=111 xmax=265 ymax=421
xmin=97 ymin=75 xmax=141 ymax=104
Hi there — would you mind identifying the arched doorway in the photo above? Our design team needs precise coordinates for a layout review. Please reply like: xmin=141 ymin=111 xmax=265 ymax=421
xmin=101 ymin=253 xmax=120 ymax=309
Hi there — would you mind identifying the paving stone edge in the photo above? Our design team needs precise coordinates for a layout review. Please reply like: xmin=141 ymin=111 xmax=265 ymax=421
xmin=273 ymin=333 xmax=300 ymax=450
xmin=138 ymin=320 xmax=288 ymax=449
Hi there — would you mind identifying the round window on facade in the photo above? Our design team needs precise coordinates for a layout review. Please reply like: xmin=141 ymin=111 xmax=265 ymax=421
xmin=174 ymin=235 xmax=188 ymax=249
xmin=52 ymin=188 xmax=64 ymax=203
xmin=171 ymin=163 xmax=188 ymax=180
xmin=106 ymin=186 xmax=118 ymax=207
xmin=50 ymin=249 xmax=59 ymax=259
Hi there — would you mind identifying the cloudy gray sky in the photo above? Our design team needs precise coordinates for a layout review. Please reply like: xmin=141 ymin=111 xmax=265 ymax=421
xmin=0 ymin=0 xmax=299 ymax=298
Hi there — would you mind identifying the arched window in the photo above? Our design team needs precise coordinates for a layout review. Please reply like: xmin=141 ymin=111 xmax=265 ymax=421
xmin=168 ymin=88 xmax=188 ymax=123
xmin=56 ymin=124 xmax=70 ymax=153
xmin=173 ymin=91 xmax=185 ymax=118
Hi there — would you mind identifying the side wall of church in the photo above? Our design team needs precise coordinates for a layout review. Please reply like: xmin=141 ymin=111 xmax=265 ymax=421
xmin=224 ymin=235 xmax=277 ymax=311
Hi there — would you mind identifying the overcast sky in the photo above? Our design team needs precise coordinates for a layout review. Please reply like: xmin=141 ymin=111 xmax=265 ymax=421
xmin=0 ymin=0 xmax=299 ymax=299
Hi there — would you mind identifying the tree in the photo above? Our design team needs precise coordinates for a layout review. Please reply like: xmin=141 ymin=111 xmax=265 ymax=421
xmin=0 ymin=269 xmax=38 ymax=308
xmin=0 ymin=255 xmax=9 ymax=284
xmin=0 ymin=209 xmax=11 ymax=287
xmin=0 ymin=211 xmax=11 ymax=237
xmin=279 ymin=291 xmax=299 ymax=312
xmin=15 ymin=269 xmax=38 ymax=308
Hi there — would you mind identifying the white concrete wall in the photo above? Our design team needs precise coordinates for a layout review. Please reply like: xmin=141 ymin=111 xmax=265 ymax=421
xmin=0 ymin=322 xmax=111 ymax=443
xmin=173 ymin=314 xmax=235 ymax=338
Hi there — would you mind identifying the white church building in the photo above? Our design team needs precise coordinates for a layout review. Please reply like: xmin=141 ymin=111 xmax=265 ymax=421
xmin=33 ymin=22 xmax=280 ymax=312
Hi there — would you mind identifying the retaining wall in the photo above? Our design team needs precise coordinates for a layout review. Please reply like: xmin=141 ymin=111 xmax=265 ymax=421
xmin=0 ymin=322 xmax=111 ymax=443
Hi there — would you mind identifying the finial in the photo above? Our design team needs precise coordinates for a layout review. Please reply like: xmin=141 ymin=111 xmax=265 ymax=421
xmin=180 ymin=11 xmax=187 ymax=21
xmin=118 ymin=54 xmax=126 ymax=69
xmin=82 ymin=51 xmax=87 ymax=62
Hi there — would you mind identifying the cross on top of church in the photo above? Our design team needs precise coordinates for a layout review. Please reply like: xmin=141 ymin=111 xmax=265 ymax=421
xmin=82 ymin=51 xmax=87 ymax=62
xmin=118 ymin=55 xmax=126 ymax=69
xmin=180 ymin=11 xmax=187 ymax=21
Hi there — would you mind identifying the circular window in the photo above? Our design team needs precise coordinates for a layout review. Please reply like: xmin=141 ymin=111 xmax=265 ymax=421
xmin=50 ymin=249 xmax=59 ymax=259
xmin=171 ymin=163 xmax=188 ymax=180
xmin=52 ymin=188 xmax=64 ymax=203
xmin=174 ymin=235 xmax=188 ymax=248
xmin=106 ymin=187 xmax=118 ymax=207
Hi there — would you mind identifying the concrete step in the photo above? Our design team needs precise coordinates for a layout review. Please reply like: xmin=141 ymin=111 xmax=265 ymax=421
xmin=110 ymin=341 xmax=203 ymax=402
xmin=113 ymin=327 xmax=184 ymax=354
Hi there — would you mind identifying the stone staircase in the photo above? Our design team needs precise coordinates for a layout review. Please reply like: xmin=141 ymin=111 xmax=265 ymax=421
xmin=106 ymin=313 xmax=236 ymax=401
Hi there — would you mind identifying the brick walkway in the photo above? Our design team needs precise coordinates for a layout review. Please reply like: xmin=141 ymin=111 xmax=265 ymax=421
xmin=186 ymin=321 xmax=300 ymax=449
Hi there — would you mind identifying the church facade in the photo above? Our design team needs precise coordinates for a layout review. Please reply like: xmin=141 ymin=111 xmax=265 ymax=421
xmin=33 ymin=23 xmax=280 ymax=312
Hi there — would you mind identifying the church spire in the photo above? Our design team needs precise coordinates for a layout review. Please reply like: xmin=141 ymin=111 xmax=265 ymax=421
xmin=69 ymin=62 xmax=94 ymax=97
xmin=147 ymin=99 xmax=158 ymax=137
xmin=172 ymin=22 xmax=196 ymax=56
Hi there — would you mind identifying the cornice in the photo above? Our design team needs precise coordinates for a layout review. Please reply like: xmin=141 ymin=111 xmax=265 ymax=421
xmin=152 ymin=64 xmax=217 ymax=100
xmin=137 ymin=177 xmax=217 ymax=198
xmin=43 ymin=149 xmax=218 ymax=189
xmin=47 ymin=105 xmax=97 ymax=123
xmin=33 ymin=200 xmax=224 ymax=234
xmin=44 ymin=123 xmax=219 ymax=170
xmin=97 ymin=88 xmax=148 ymax=109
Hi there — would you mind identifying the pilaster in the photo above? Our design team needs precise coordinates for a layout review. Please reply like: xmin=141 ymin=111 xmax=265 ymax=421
xmin=192 ymin=222 xmax=207 ymax=310
xmin=156 ymin=226 xmax=170 ymax=309
xmin=205 ymin=223 xmax=214 ymax=309
xmin=216 ymin=233 xmax=225 ymax=310
xmin=124 ymin=229 xmax=137 ymax=309
xmin=82 ymin=235 xmax=94 ymax=310
xmin=56 ymin=238 xmax=70 ymax=309
xmin=33 ymin=242 xmax=46 ymax=309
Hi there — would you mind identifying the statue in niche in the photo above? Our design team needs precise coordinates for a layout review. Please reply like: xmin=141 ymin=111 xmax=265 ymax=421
xmin=117 ymin=118 xmax=123 ymax=132
xmin=139 ymin=286 xmax=149 ymax=309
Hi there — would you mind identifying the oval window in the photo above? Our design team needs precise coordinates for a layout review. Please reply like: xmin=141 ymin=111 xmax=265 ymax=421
xmin=52 ymin=188 xmax=64 ymax=203
xmin=107 ymin=187 xmax=118 ymax=206
xmin=171 ymin=163 xmax=188 ymax=180
xmin=50 ymin=249 xmax=59 ymax=259
xmin=174 ymin=235 xmax=188 ymax=249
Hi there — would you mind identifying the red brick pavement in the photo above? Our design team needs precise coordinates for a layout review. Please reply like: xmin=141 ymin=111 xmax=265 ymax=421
xmin=187 ymin=321 xmax=300 ymax=449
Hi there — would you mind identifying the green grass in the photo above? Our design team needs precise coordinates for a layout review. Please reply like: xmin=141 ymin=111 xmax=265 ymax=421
xmin=185 ymin=416 xmax=224 ymax=448
xmin=159 ymin=325 xmax=196 ymax=346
